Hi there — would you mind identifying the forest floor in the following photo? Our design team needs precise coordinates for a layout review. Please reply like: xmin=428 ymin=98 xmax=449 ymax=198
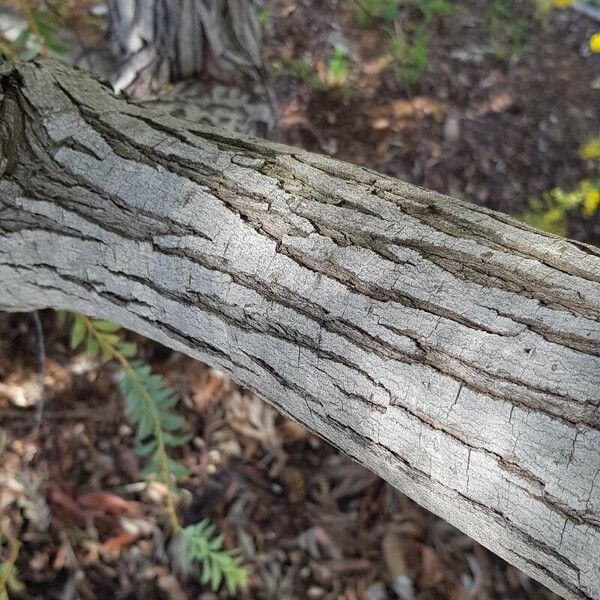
xmin=266 ymin=0 xmax=600 ymax=243
xmin=0 ymin=1 xmax=599 ymax=599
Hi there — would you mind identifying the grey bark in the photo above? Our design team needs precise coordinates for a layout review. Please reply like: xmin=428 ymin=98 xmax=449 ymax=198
xmin=1 ymin=59 xmax=600 ymax=600
xmin=107 ymin=0 xmax=264 ymax=95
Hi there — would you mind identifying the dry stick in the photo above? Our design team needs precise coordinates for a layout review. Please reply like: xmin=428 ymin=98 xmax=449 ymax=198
xmin=573 ymin=2 xmax=600 ymax=22
xmin=1 ymin=407 xmax=113 ymax=421
xmin=30 ymin=310 xmax=46 ymax=437
xmin=0 ymin=523 xmax=20 ymax=600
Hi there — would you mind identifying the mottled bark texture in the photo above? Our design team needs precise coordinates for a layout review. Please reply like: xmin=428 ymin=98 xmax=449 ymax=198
xmin=107 ymin=0 xmax=264 ymax=95
xmin=1 ymin=59 xmax=599 ymax=600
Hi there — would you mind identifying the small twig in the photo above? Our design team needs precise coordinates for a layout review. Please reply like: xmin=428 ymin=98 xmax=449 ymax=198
xmin=0 ymin=523 xmax=20 ymax=600
xmin=30 ymin=311 xmax=46 ymax=437
xmin=1 ymin=407 xmax=112 ymax=421
xmin=573 ymin=2 xmax=600 ymax=22
xmin=61 ymin=530 xmax=94 ymax=599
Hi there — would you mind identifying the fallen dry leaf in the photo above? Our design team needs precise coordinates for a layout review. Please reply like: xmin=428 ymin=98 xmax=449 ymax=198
xmin=280 ymin=419 xmax=310 ymax=445
xmin=361 ymin=55 xmax=392 ymax=76
xmin=191 ymin=367 xmax=229 ymax=411
xmin=382 ymin=531 xmax=415 ymax=600
xmin=77 ymin=491 xmax=142 ymax=517
xmin=419 ymin=544 xmax=444 ymax=588
xmin=0 ymin=376 xmax=43 ymax=408
xmin=325 ymin=558 xmax=371 ymax=573
xmin=368 ymin=97 xmax=444 ymax=131
xmin=47 ymin=482 xmax=88 ymax=522
xmin=472 ymin=91 xmax=514 ymax=117
xmin=100 ymin=531 xmax=140 ymax=553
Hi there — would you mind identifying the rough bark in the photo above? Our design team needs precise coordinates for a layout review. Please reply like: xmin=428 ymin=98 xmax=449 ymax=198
xmin=107 ymin=0 xmax=264 ymax=95
xmin=1 ymin=59 xmax=599 ymax=600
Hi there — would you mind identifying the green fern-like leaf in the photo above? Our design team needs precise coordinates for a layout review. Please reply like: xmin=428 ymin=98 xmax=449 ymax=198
xmin=182 ymin=521 xmax=249 ymax=594
xmin=119 ymin=361 xmax=190 ymax=484
xmin=70 ymin=314 xmax=86 ymax=350
xmin=69 ymin=315 xmax=137 ymax=360
xmin=10 ymin=6 xmax=70 ymax=61
xmin=75 ymin=315 xmax=188 ymax=529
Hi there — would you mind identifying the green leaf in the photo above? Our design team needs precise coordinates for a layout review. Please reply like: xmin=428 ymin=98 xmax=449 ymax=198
xmin=208 ymin=534 xmax=224 ymax=550
xmin=136 ymin=411 xmax=154 ymax=441
xmin=85 ymin=335 xmax=99 ymax=359
xmin=92 ymin=320 xmax=121 ymax=333
xmin=163 ymin=431 xmax=193 ymax=447
xmin=160 ymin=412 xmax=185 ymax=431
xmin=210 ymin=561 xmax=223 ymax=591
xmin=182 ymin=521 xmax=248 ymax=594
xmin=166 ymin=459 xmax=190 ymax=479
xmin=134 ymin=439 xmax=157 ymax=457
xmin=41 ymin=32 xmax=70 ymax=54
xmin=124 ymin=390 xmax=142 ymax=415
xmin=98 ymin=332 xmax=121 ymax=347
xmin=12 ymin=26 xmax=31 ymax=49
xmin=7 ymin=567 xmax=24 ymax=591
xmin=117 ymin=341 xmax=137 ymax=358
xmin=201 ymin=559 xmax=211 ymax=584
xmin=70 ymin=315 xmax=86 ymax=350
xmin=20 ymin=42 xmax=41 ymax=62
xmin=131 ymin=361 xmax=151 ymax=378
xmin=116 ymin=357 xmax=191 ymax=489
xmin=33 ymin=10 xmax=55 ymax=28
xmin=118 ymin=372 xmax=134 ymax=397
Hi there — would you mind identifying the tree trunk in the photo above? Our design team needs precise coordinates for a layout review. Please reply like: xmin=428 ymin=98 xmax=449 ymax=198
xmin=107 ymin=0 xmax=264 ymax=96
xmin=1 ymin=59 xmax=599 ymax=600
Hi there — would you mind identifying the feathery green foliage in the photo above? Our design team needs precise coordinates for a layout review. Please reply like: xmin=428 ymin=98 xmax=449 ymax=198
xmin=119 ymin=361 xmax=191 ymax=486
xmin=5 ymin=1 xmax=69 ymax=62
xmin=70 ymin=315 xmax=186 ymax=529
xmin=70 ymin=314 xmax=136 ymax=359
xmin=182 ymin=521 xmax=249 ymax=594
xmin=69 ymin=314 xmax=249 ymax=594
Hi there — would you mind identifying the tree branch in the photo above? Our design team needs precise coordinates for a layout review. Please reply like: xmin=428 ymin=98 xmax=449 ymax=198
xmin=1 ymin=59 xmax=599 ymax=600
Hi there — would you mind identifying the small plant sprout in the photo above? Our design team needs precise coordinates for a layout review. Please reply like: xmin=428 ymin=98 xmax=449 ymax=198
xmin=366 ymin=0 xmax=453 ymax=86
xmin=325 ymin=45 xmax=352 ymax=87
xmin=180 ymin=521 xmax=249 ymax=594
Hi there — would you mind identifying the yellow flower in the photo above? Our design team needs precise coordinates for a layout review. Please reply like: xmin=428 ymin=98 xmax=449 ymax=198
xmin=580 ymin=138 xmax=600 ymax=160
xmin=590 ymin=33 xmax=600 ymax=53
xmin=583 ymin=188 xmax=600 ymax=216
xmin=552 ymin=0 xmax=573 ymax=7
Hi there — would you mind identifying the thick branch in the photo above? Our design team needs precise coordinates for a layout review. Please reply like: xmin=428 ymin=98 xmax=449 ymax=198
xmin=1 ymin=59 xmax=599 ymax=600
